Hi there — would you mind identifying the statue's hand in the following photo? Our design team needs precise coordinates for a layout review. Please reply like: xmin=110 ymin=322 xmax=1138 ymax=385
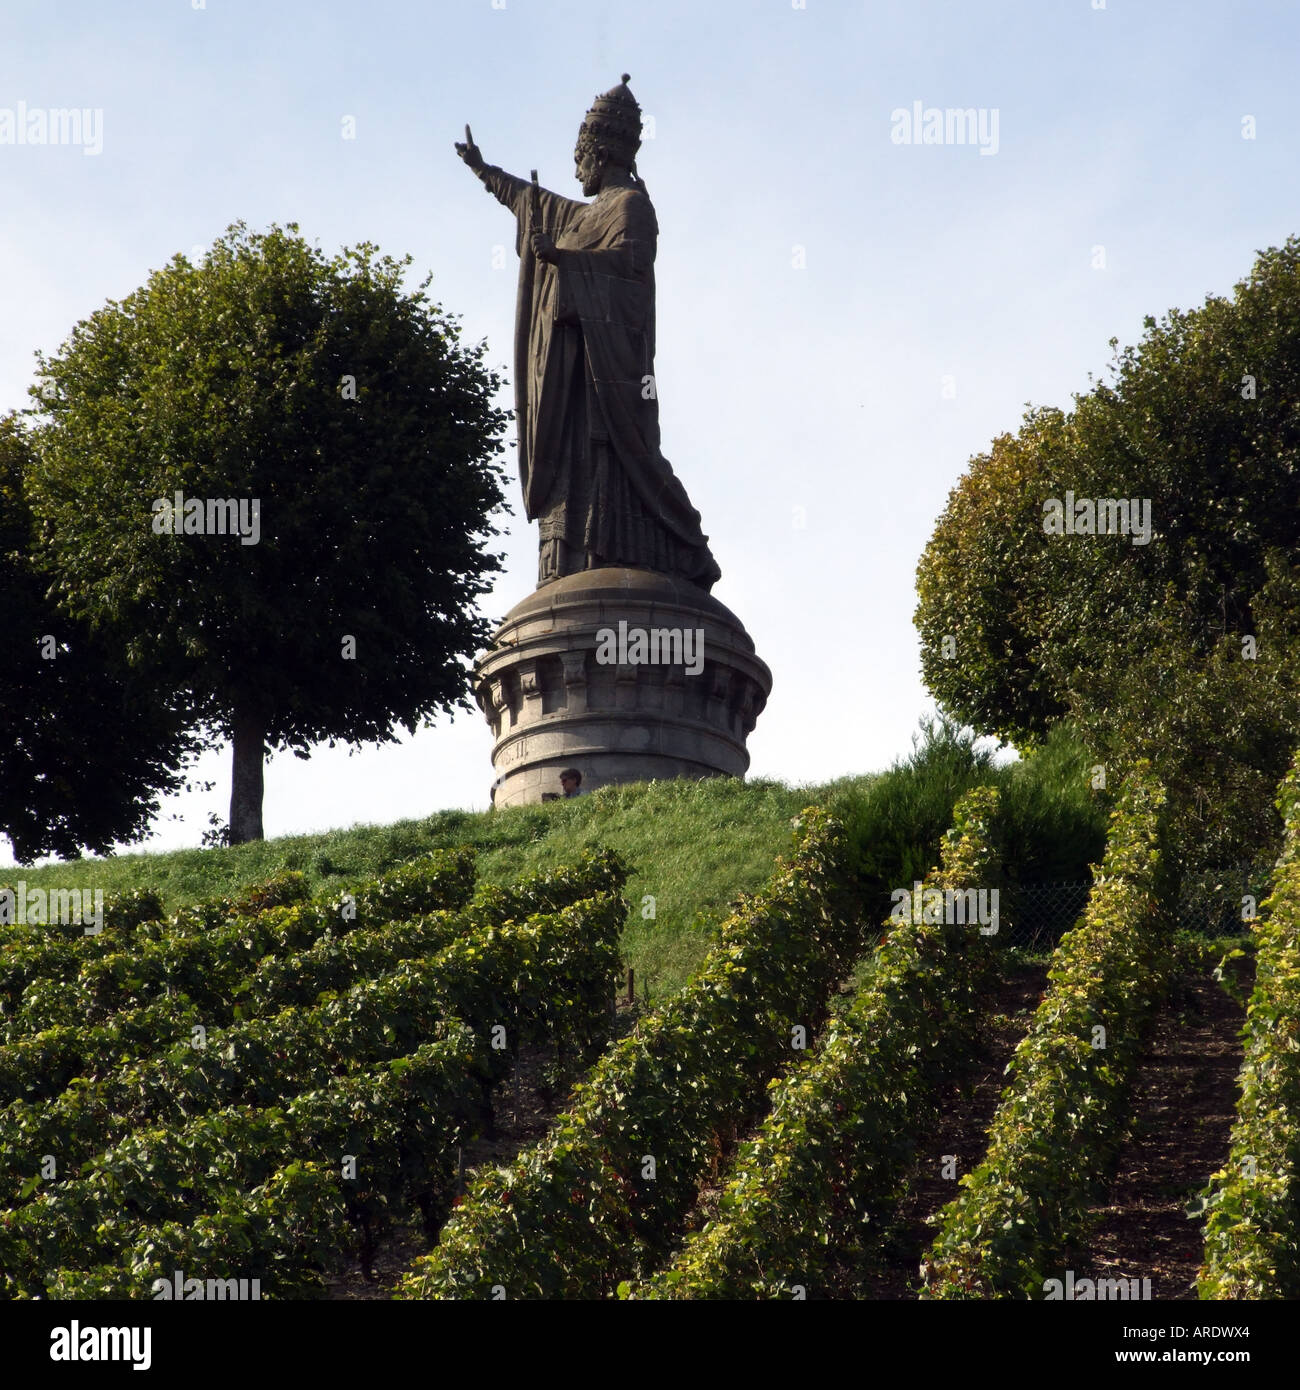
xmin=455 ymin=124 xmax=485 ymax=173
xmin=530 ymin=229 xmax=560 ymax=265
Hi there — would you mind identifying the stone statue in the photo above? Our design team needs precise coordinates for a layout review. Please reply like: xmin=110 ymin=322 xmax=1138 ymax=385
xmin=456 ymin=76 xmax=721 ymax=593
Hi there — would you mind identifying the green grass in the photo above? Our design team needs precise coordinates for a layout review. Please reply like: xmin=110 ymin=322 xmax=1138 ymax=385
xmin=4 ymin=777 xmax=814 ymax=997
xmin=3 ymin=719 xmax=1111 ymax=999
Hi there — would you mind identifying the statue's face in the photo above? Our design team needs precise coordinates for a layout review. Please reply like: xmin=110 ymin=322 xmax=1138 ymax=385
xmin=574 ymin=131 xmax=605 ymax=196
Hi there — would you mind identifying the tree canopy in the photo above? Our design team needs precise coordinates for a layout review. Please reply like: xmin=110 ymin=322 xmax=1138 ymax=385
xmin=25 ymin=222 xmax=510 ymax=844
xmin=915 ymin=236 xmax=1300 ymax=865
xmin=1 ymin=415 xmax=200 ymax=862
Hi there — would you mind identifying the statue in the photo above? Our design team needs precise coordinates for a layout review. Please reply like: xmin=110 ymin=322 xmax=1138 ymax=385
xmin=456 ymin=76 xmax=721 ymax=593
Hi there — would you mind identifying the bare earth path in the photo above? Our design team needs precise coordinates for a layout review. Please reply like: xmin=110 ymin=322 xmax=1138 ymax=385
xmin=1074 ymin=972 xmax=1246 ymax=1300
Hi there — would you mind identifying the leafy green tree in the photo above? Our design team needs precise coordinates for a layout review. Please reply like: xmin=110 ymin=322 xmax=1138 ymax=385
xmin=26 ymin=223 xmax=509 ymax=843
xmin=915 ymin=408 xmax=1071 ymax=746
xmin=915 ymin=237 xmax=1300 ymax=864
xmin=1 ymin=415 xmax=200 ymax=862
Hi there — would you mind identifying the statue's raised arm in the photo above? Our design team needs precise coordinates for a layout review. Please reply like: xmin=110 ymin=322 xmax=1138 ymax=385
xmin=456 ymin=121 xmax=586 ymax=244
xmin=453 ymin=124 xmax=484 ymax=172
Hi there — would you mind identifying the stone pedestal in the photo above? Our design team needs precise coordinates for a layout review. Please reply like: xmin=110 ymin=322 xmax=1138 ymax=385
xmin=474 ymin=568 xmax=772 ymax=807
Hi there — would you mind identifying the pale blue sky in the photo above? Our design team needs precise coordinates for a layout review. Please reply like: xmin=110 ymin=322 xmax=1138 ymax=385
xmin=3 ymin=0 xmax=1297 ymax=863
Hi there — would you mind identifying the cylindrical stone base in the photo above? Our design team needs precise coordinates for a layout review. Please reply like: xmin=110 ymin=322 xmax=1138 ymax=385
xmin=474 ymin=568 xmax=772 ymax=807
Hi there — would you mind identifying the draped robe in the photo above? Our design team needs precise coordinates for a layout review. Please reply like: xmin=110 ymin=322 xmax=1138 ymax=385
xmin=478 ymin=165 xmax=721 ymax=591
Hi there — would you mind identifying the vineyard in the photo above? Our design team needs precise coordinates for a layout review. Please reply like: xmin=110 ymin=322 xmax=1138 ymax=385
xmin=1 ymin=753 xmax=1296 ymax=1301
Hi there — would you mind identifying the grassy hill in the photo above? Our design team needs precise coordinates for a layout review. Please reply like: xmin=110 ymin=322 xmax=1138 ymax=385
xmin=4 ymin=720 xmax=1111 ymax=996
xmin=5 ymin=776 xmax=839 ymax=997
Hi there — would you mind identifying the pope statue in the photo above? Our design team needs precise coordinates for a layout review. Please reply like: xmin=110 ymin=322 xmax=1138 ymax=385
xmin=456 ymin=76 xmax=721 ymax=592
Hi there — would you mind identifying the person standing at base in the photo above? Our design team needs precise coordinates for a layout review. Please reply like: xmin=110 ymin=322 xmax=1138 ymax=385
xmin=560 ymin=768 xmax=585 ymax=798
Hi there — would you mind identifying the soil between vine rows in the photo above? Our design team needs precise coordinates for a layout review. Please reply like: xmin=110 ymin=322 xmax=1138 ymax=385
xmin=326 ymin=959 xmax=1246 ymax=1302
xmin=1073 ymin=971 xmax=1247 ymax=1299
xmin=856 ymin=962 xmax=1247 ymax=1300
xmin=852 ymin=961 xmax=1048 ymax=1299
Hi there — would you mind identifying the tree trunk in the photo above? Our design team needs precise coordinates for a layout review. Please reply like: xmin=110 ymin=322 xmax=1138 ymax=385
xmin=229 ymin=709 xmax=266 ymax=844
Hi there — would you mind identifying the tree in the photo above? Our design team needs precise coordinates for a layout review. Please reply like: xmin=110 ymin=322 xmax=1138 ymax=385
xmin=26 ymin=223 xmax=509 ymax=844
xmin=914 ymin=407 xmax=1071 ymax=747
xmin=1 ymin=414 xmax=201 ymax=862
xmin=915 ymin=237 xmax=1300 ymax=864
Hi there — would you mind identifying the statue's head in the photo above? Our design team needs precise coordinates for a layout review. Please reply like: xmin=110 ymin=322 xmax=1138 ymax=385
xmin=574 ymin=74 xmax=641 ymax=195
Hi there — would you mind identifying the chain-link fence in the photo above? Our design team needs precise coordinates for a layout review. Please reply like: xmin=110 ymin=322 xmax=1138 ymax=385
xmin=998 ymin=865 xmax=1272 ymax=951
xmin=1176 ymin=864 xmax=1272 ymax=938
xmin=998 ymin=881 xmax=1091 ymax=951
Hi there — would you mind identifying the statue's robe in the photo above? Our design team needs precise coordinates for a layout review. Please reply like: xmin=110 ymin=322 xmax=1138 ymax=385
xmin=478 ymin=165 xmax=721 ymax=591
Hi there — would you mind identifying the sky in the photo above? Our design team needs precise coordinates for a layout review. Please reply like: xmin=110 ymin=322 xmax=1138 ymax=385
xmin=3 ymin=0 xmax=1298 ymax=865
